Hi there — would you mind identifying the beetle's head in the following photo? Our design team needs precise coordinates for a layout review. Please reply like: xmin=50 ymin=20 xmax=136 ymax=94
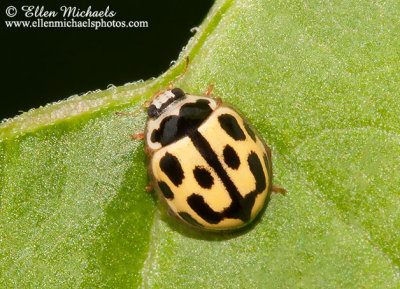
xmin=147 ymin=88 xmax=186 ymax=119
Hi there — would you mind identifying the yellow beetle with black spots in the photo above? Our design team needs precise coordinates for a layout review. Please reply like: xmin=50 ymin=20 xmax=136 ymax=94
xmin=124 ymin=58 xmax=285 ymax=231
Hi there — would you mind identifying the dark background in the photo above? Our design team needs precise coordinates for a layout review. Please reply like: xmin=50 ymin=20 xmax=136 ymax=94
xmin=1 ymin=0 xmax=213 ymax=120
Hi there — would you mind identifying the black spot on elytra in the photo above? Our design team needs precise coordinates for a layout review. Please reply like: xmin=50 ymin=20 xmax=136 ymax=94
xmin=223 ymin=144 xmax=240 ymax=169
xmin=244 ymin=122 xmax=256 ymax=142
xmin=187 ymin=194 xmax=223 ymax=224
xmin=193 ymin=166 xmax=214 ymax=189
xmin=159 ymin=152 xmax=184 ymax=186
xmin=187 ymin=131 xmax=269 ymax=225
xmin=189 ymin=131 xmax=243 ymax=208
xmin=151 ymin=99 xmax=212 ymax=146
xmin=223 ymin=152 xmax=267 ymax=222
xmin=248 ymin=152 xmax=266 ymax=193
xmin=178 ymin=212 xmax=204 ymax=227
xmin=189 ymin=131 xmax=255 ymax=223
xmin=151 ymin=117 xmax=179 ymax=145
xmin=158 ymin=181 xmax=174 ymax=199
xmin=218 ymin=114 xmax=246 ymax=141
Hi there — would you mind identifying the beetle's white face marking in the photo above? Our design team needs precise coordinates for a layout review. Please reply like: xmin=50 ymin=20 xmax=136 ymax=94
xmin=152 ymin=90 xmax=175 ymax=109
xmin=147 ymin=88 xmax=186 ymax=119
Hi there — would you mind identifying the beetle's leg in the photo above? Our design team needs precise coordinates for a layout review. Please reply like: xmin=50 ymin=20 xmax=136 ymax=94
xmin=144 ymin=146 xmax=153 ymax=156
xmin=145 ymin=185 xmax=153 ymax=192
xmin=265 ymin=144 xmax=286 ymax=195
xmin=214 ymin=97 xmax=222 ymax=105
xmin=272 ymin=186 xmax=286 ymax=195
xmin=130 ymin=131 xmax=144 ymax=140
xmin=204 ymin=83 xmax=214 ymax=97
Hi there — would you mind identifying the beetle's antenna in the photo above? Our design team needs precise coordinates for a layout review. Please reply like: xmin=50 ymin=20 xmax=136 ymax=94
xmin=115 ymin=110 xmax=140 ymax=117
xmin=167 ymin=56 xmax=189 ymax=90
xmin=115 ymin=100 xmax=151 ymax=116
xmin=271 ymin=186 xmax=286 ymax=195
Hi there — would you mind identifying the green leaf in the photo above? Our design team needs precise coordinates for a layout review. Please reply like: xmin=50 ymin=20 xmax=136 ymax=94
xmin=1 ymin=0 xmax=400 ymax=288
